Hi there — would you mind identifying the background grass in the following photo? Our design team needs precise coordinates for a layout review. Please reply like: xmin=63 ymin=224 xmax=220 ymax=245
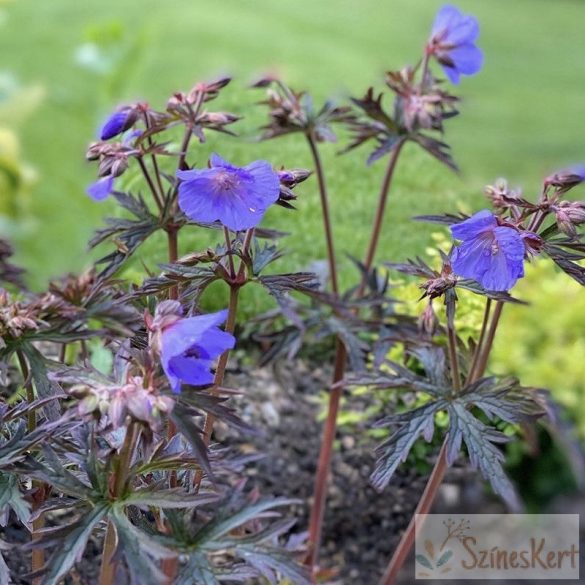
xmin=2 ymin=0 xmax=585 ymax=293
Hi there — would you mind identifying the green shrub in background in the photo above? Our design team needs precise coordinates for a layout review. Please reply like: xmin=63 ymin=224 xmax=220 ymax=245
xmin=492 ymin=259 xmax=585 ymax=440
xmin=394 ymin=232 xmax=585 ymax=442
xmin=332 ymin=231 xmax=584 ymax=496
xmin=0 ymin=74 xmax=43 ymax=239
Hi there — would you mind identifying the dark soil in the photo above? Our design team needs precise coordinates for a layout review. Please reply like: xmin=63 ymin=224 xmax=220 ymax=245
xmin=2 ymin=355 xmax=584 ymax=584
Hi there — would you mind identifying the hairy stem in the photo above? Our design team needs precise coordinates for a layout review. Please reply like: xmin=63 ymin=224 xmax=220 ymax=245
xmin=98 ymin=423 xmax=140 ymax=585
xmin=166 ymin=226 xmax=180 ymax=444
xmin=166 ymin=227 xmax=179 ymax=300
xmin=306 ymin=141 xmax=405 ymax=574
xmin=305 ymin=339 xmax=347 ymax=570
xmin=379 ymin=301 xmax=506 ymax=584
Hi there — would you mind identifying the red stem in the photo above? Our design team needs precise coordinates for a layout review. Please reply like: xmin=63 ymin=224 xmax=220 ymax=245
xmin=306 ymin=140 xmax=405 ymax=574
xmin=306 ymin=133 xmax=339 ymax=294
xmin=192 ymin=284 xmax=240 ymax=492
xmin=357 ymin=140 xmax=405 ymax=297
xmin=378 ymin=443 xmax=449 ymax=585
xmin=378 ymin=301 xmax=506 ymax=584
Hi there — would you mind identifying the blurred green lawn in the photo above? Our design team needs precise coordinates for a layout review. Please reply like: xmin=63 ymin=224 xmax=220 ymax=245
xmin=1 ymin=0 xmax=585 ymax=294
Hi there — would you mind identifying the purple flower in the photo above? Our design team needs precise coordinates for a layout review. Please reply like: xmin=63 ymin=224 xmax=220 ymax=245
xmin=86 ymin=175 xmax=114 ymax=201
xmin=177 ymin=154 xmax=280 ymax=231
xmin=450 ymin=210 xmax=528 ymax=291
xmin=160 ymin=309 xmax=235 ymax=393
xmin=428 ymin=5 xmax=483 ymax=84
xmin=100 ymin=107 xmax=136 ymax=141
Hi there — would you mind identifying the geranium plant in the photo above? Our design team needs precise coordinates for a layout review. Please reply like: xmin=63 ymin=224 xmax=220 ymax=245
xmin=0 ymin=5 xmax=583 ymax=585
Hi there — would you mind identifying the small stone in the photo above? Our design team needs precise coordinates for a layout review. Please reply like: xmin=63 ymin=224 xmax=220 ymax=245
xmin=260 ymin=402 xmax=280 ymax=427
xmin=341 ymin=435 xmax=355 ymax=450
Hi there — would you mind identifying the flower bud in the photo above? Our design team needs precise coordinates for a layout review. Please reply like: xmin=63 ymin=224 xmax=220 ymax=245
xmin=544 ymin=166 xmax=585 ymax=194
xmin=278 ymin=168 xmax=311 ymax=187
xmin=100 ymin=107 xmax=139 ymax=141
xmin=418 ymin=301 xmax=438 ymax=336
xmin=484 ymin=178 xmax=522 ymax=209
xmin=554 ymin=201 xmax=585 ymax=236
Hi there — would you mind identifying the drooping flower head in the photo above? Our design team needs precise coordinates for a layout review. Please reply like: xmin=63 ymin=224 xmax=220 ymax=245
xmin=450 ymin=210 xmax=533 ymax=291
xmin=150 ymin=301 xmax=235 ymax=393
xmin=177 ymin=154 xmax=280 ymax=231
xmin=99 ymin=106 xmax=138 ymax=141
xmin=427 ymin=5 xmax=483 ymax=84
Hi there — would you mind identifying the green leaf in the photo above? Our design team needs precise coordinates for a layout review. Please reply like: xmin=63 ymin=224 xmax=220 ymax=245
xmin=0 ymin=539 xmax=12 ymax=585
xmin=234 ymin=544 xmax=310 ymax=585
xmin=175 ymin=554 xmax=219 ymax=585
xmin=170 ymin=402 xmax=213 ymax=482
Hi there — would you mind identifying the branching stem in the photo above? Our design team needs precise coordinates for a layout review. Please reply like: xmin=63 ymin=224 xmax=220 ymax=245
xmin=379 ymin=301 xmax=506 ymax=584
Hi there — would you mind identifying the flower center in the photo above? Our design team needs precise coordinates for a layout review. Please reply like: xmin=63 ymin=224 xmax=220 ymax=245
xmin=214 ymin=170 xmax=239 ymax=192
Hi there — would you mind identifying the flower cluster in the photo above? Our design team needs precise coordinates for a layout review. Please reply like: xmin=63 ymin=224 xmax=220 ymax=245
xmin=72 ymin=376 xmax=175 ymax=430
xmin=0 ymin=289 xmax=40 ymax=346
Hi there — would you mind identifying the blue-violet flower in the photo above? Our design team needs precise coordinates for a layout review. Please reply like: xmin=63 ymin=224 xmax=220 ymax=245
xmin=428 ymin=5 xmax=483 ymax=84
xmin=86 ymin=175 xmax=114 ymax=201
xmin=155 ymin=305 xmax=235 ymax=393
xmin=450 ymin=210 xmax=530 ymax=291
xmin=177 ymin=153 xmax=280 ymax=231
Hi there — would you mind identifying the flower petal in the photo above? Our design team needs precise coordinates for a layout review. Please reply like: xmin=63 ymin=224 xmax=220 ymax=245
xmin=161 ymin=310 xmax=230 ymax=360
xmin=245 ymin=160 xmax=281 ymax=206
xmin=442 ymin=64 xmax=461 ymax=85
xmin=86 ymin=175 xmax=114 ymax=201
xmin=432 ymin=5 xmax=462 ymax=38
xmin=209 ymin=152 xmax=234 ymax=169
xmin=165 ymin=356 xmax=215 ymax=392
xmin=448 ymin=44 xmax=483 ymax=76
xmin=450 ymin=210 xmax=496 ymax=241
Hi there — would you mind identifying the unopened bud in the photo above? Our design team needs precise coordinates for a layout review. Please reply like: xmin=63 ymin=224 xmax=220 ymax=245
xmin=544 ymin=166 xmax=585 ymax=194
xmin=418 ymin=302 xmax=438 ymax=336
